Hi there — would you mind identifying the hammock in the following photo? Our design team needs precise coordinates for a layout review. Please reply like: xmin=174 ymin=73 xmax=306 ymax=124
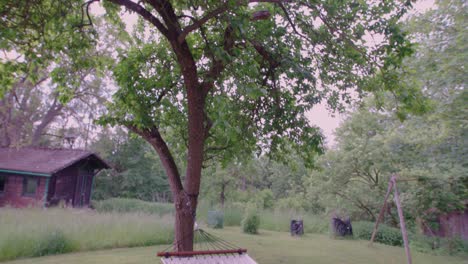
xmin=157 ymin=229 xmax=258 ymax=264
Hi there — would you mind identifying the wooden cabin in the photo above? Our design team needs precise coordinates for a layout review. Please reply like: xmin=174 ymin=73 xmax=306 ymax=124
xmin=0 ymin=148 xmax=109 ymax=208
xmin=422 ymin=204 xmax=468 ymax=241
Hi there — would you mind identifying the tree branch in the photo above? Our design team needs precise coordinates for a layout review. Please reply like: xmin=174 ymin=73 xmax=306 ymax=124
xmin=77 ymin=0 xmax=100 ymax=28
xmin=277 ymin=2 xmax=312 ymax=42
xmin=107 ymin=0 xmax=169 ymax=38
xmin=177 ymin=0 xmax=292 ymax=43
xmin=145 ymin=0 xmax=181 ymax=35
xmin=201 ymin=24 xmax=235 ymax=94
xmin=126 ymin=124 xmax=184 ymax=194
xmin=178 ymin=3 xmax=229 ymax=44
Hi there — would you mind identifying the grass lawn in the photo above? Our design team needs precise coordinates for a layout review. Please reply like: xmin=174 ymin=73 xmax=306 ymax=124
xmin=3 ymin=227 xmax=466 ymax=264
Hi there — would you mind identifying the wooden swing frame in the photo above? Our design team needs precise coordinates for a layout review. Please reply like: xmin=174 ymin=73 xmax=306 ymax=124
xmin=369 ymin=174 xmax=413 ymax=264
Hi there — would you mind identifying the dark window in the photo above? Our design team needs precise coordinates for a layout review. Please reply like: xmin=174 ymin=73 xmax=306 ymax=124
xmin=0 ymin=175 xmax=6 ymax=193
xmin=22 ymin=177 xmax=39 ymax=196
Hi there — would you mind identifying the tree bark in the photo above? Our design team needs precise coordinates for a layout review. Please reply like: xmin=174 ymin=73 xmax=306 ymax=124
xmin=128 ymin=123 xmax=202 ymax=252
xmin=31 ymin=98 xmax=63 ymax=146
xmin=173 ymin=191 xmax=198 ymax=251
xmin=220 ymin=181 xmax=226 ymax=208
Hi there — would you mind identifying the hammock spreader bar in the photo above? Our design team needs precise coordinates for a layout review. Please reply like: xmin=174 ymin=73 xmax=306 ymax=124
xmin=157 ymin=248 xmax=247 ymax=258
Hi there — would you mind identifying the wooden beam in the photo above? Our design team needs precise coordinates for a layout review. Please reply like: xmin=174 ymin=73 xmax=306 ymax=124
xmin=369 ymin=176 xmax=394 ymax=245
xmin=392 ymin=176 xmax=412 ymax=264
xmin=157 ymin=249 xmax=247 ymax=257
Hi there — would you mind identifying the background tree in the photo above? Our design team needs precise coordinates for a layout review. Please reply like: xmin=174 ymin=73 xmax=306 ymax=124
xmin=92 ymin=129 xmax=171 ymax=202
xmin=307 ymin=0 xmax=467 ymax=227
xmin=0 ymin=2 xmax=111 ymax=148
xmin=201 ymin=155 xmax=310 ymax=210
xmin=0 ymin=67 xmax=108 ymax=147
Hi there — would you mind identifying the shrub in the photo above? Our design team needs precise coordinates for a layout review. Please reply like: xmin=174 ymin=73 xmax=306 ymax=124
xmin=353 ymin=221 xmax=403 ymax=246
xmin=242 ymin=204 xmax=260 ymax=234
xmin=410 ymin=234 xmax=468 ymax=257
xmin=443 ymin=237 xmax=468 ymax=256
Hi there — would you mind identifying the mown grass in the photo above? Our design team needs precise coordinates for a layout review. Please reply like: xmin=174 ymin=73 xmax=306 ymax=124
xmin=0 ymin=208 xmax=173 ymax=262
xmin=2 ymin=227 xmax=467 ymax=264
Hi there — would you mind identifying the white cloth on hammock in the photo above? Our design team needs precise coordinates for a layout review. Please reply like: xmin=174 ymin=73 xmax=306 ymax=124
xmin=160 ymin=254 xmax=257 ymax=264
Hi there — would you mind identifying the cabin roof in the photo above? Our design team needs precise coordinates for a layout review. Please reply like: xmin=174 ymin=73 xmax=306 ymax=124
xmin=0 ymin=147 xmax=110 ymax=177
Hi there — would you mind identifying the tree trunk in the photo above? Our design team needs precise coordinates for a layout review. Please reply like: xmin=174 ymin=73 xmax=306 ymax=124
xmin=129 ymin=123 xmax=203 ymax=252
xmin=220 ymin=181 xmax=226 ymax=208
xmin=31 ymin=100 xmax=63 ymax=146
xmin=174 ymin=191 xmax=198 ymax=251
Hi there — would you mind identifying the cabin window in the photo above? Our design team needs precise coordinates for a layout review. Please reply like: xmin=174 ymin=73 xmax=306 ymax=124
xmin=22 ymin=177 xmax=39 ymax=196
xmin=0 ymin=175 xmax=5 ymax=194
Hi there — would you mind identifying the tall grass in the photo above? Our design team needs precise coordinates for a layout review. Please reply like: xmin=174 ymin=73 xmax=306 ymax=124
xmin=93 ymin=199 xmax=328 ymax=234
xmin=259 ymin=210 xmax=329 ymax=234
xmin=196 ymin=202 xmax=244 ymax=226
xmin=93 ymin=198 xmax=174 ymax=215
xmin=0 ymin=208 xmax=173 ymax=262
xmin=197 ymin=202 xmax=328 ymax=234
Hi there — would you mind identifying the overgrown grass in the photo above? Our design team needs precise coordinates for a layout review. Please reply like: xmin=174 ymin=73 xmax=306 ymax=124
xmin=0 ymin=208 xmax=173 ymax=262
xmin=196 ymin=202 xmax=243 ymax=226
xmin=93 ymin=198 xmax=174 ymax=215
xmin=259 ymin=210 xmax=329 ymax=234
xmin=198 ymin=202 xmax=328 ymax=234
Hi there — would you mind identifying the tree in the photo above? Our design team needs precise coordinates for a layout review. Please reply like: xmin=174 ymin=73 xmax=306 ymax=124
xmin=3 ymin=0 xmax=425 ymax=251
xmin=0 ymin=1 xmax=110 ymax=148
xmin=201 ymin=155 xmax=309 ymax=209
xmin=0 ymin=66 xmax=108 ymax=147
xmin=307 ymin=0 xmax=467 ymax=225
xmin=307 ymin=108 xmax=395 ymax=221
